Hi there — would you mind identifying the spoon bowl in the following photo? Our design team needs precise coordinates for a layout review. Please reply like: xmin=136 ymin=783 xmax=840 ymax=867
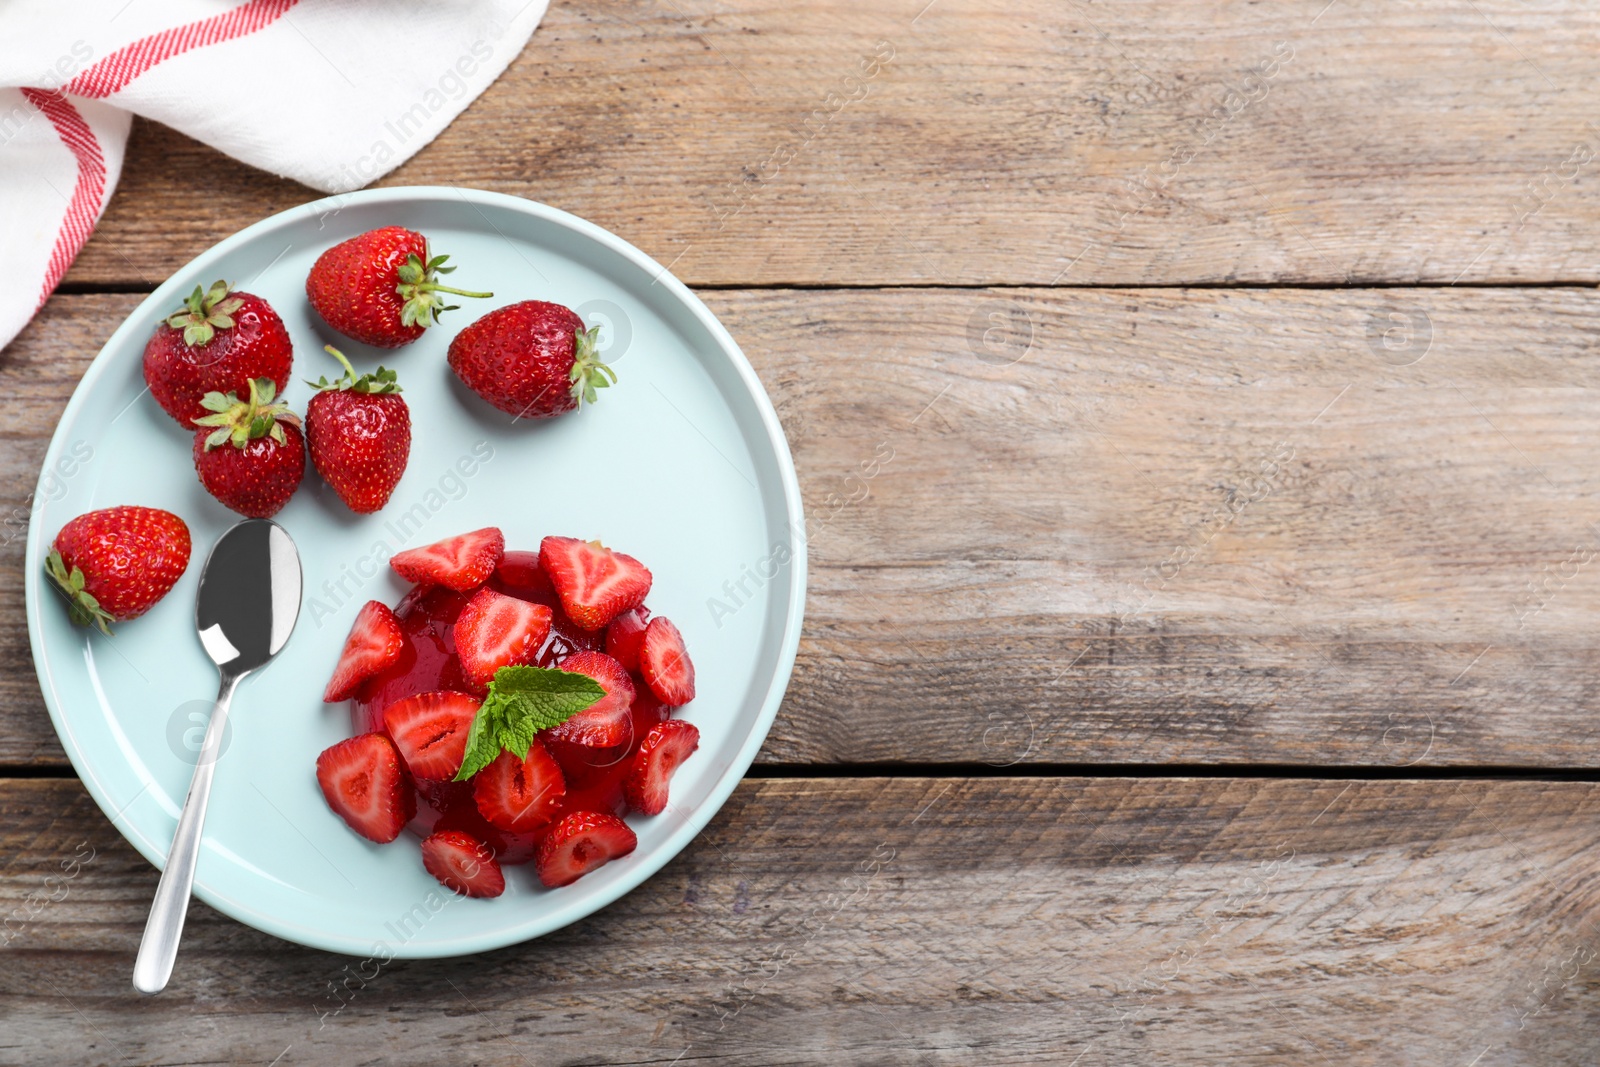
xmin=195 ymin=519 xmax=301 ymax=673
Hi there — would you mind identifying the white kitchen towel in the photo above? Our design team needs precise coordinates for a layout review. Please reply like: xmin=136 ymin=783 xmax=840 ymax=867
xmin=0 ymin=0 xmax=550 ymax=353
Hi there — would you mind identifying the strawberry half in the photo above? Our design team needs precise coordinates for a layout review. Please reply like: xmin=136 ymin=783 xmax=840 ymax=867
xmin=604 ymin=607 xmax=651 ymax=673
xmin=623 ymin=720 xmax=701 ymax=816
xmin=473 ymin=742 xmax=567 ymax=833
xmin=322 ymin=600 xmax=404 ymax=701
xmin=539 ymin=535 xmax=652 ymax=630
xmin=390 ymin=527 xmax=504 ymax=591
xmin=420 ymin=830 xmax=505 ymax=898
xmin=453 ymin=587 xmax=553 ymax=692
xmin=640 ymin=617 xmax=696 ymax=706
xmin=534 ymin=810 xmax=637 ymax=888
xmin=383 ymin=690 xmax=480 ymax=780
xmin=315 ymin=733 xmax=414 ymax=843
xmin=547 ymin=650 xmax=636 ymax=748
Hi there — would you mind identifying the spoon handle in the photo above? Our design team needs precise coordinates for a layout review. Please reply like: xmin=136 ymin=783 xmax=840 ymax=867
xmin=133 ymin=672 xmax=241 ymax=994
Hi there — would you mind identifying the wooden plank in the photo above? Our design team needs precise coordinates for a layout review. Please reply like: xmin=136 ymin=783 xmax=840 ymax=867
xmin=63 ymin=0 xmax=1600 ymax=289
xmin=7 ymin=289 xmax=1600 ymax=768
xmin=1 ymin=775 xmax=1597 ymax=1065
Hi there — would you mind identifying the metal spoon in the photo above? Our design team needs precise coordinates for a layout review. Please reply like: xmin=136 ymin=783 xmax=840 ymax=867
xmin=133 ymin=519 xmax=302 ymax=994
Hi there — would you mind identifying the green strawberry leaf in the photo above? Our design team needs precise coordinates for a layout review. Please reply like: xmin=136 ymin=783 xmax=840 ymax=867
xmin=453 ymin=666 xmax=605 ymax=781
xmin=305 ymin=347 xmax=402 ymax=395
xmin=191 ymin=378 xmax=299 ymax=451
xmin=165 ymin=279 xmax=240 ymax=347
xmin=566 ymin=325 xmax=616 ymax=408
xmin=43 ymin=549 xmax=115 ymax=635
xmin=394 ymin=252 xmax=492 ymax=330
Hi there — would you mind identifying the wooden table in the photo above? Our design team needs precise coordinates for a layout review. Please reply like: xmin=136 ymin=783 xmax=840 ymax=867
xmin=5 ymin=2 xmax=1600 ymax=1062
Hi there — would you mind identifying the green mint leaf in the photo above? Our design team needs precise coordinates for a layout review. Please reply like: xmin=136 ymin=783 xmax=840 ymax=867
xmin=485 ymin=665 xmax=607 ymax=729
xmin=456 ymin=701 xmax=503 ymax=781
xmin=452 ymin=666 xmax=605 ymax=781
xmin=500 ymin=715 xmax=539 ymax=762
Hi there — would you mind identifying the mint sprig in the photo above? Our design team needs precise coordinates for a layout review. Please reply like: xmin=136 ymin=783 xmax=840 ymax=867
xmin=454 ymin=665 xmax=604 ymax=781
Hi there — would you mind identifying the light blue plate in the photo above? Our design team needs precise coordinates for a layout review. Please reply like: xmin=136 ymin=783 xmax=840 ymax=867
xmin=25 ymin=188 xmax=805 ymax=958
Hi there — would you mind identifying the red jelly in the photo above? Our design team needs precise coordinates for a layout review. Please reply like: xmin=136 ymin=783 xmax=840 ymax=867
xmin=350 ymin=550 xmax=668 ymax=865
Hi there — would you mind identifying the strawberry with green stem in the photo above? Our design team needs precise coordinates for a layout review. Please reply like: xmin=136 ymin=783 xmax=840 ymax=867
xmin=44 ymin=506 xmax=191 ymax=634
xmin=448 ymin=301 xmax=616 ymax=419
xmin=306 ymin=226 xmax=493 ymax=348
xmin=305 ymin=345 xmax=410 ymax=514
xmin=143 ymin=280 xmax=293 ymax=426
xmin=191 ymin=377 xmax=306 ymax=518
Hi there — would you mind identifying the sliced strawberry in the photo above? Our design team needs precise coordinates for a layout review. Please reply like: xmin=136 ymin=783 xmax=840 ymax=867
xmin=547 ymin=650 xmax=636 ymax=748
xmin=604 ymin=607 xmax=651 ymax=673
xmin=473 ymin=742 xmax=567 ymax=833
xmin=539 ymin=535 xmax=652 ymax=630
xmin=390 ymin=527 xmax=505 ymax=591
xmin=453 ymin=587 xmax=553 ymax=692
xmin=623 ymin=720 xmax=701 ymax=816
xmin=640 ymin=617 xmax=696 ymax=706
xmin=322 ymin=601 xmax=404 ymax=702
xmin=316 ymin=733 xmax=414 ymax=843
xmin=383 ymin=690 xmax=480 ymax=781
xmin=420 ymin=830 xmax=505 ymax=898
xmin=534 ymin=810 xmax=638 ymax=888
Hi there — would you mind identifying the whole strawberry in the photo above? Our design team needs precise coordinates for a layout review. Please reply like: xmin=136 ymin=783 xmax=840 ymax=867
xmin=305 ymin=346 xmax=410 ymax=514
xmin=143 ymin=280 xmax=293 ymax=426
xmin=45 ymin=506 xmax=191 ymax=634
xmin=306 ymin=226 xmax=492 ymax=349
xmin=192 ymin=378 xmax=306 ymax=518
xmin=448 ymin=300 xmax=615 ymax=419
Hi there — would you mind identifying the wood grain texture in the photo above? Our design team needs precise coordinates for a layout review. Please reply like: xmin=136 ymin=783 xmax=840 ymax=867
xmin=5 ymin=289 xmax=1600 ymax=768
xmin=62 ymin=0 xmax=1600 ymax=289
xmin=2 ymin=776 xmax=1598 ymax=1066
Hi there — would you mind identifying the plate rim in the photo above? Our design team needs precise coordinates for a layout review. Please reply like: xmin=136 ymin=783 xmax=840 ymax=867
xmin=24 ymin=186 xmax=807 ymax=958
